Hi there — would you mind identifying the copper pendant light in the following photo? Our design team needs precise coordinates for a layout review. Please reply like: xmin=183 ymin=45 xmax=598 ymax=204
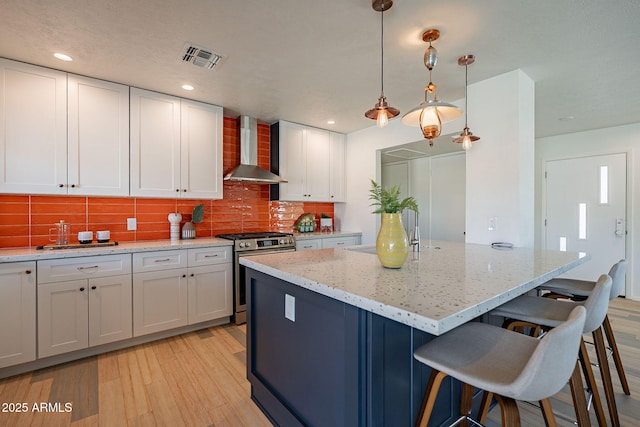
xmin=401 ymin=29 xmax=463 ymax=146
xmin=452 ymin=54 xmax=480 ymax=150
xmin=365 ymin=0 xmax=399 ymax=128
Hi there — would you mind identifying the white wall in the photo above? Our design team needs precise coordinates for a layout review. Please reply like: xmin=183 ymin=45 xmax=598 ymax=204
xmin=536 ymin=122 xmax=640 ymax=300
xmin=464 ymin=70 xmax=535 ymax=246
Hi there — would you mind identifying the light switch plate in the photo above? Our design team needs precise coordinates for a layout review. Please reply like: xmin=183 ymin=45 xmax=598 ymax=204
xmin=127 ymin=218 xmax=137 ymax=231
xmin=285 ymin=294 xmax=295 ymax=322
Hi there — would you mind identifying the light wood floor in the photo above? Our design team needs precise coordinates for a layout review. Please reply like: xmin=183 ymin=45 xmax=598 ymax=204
xmin=0 ymin=297 xmax=638 ymax=426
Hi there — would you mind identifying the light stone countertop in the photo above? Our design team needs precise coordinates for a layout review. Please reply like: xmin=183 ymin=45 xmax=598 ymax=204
xmin=240 ymin=240 xmax=590 ymax=335
xmin=0 ymin=238 xmax=233 ymax=263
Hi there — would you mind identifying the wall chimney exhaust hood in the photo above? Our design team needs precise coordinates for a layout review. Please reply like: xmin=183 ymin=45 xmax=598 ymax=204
xmin=224 ymin=116 xmax=287 ymax=184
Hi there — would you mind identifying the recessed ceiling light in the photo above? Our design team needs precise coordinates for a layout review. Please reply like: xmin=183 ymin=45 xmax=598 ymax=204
xmin=54 ymin=53 xmax=72 ymax=61
xmin=558 ymin=115 xmax=575 ymax=121
xmin=327 ymin=120 xmax=336 ymax=125
xmin=182 ymin=84 xmax=194 ymax=91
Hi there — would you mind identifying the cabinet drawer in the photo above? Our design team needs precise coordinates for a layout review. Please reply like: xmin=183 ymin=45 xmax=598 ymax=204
xmin=133 ymin=250 xmax=187 ymax=273
xmin=188 ymin=246 xmax=232 ymax=267
xmin=38 ymin=254 xmax=131 ymax=284
xmin=296 ymin=239 xmax=322 ymax=251
xmin=322 ymin=236 xmax=359 ymax=249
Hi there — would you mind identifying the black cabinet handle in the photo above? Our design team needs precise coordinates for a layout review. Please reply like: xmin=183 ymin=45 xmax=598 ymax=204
xmin=91 ymin=285 xmax=97 ymax=290
xmin=25 ymin=270 xmax=32 ymax=274
xmin=79 ymin=287 xmax=85 ymax=292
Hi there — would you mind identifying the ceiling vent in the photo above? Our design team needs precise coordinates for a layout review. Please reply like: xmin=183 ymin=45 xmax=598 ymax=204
xmin=181 ymin=42 xmax=224 ymax=70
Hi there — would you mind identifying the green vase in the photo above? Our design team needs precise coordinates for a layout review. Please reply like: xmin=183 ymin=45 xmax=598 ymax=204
xmin=376 ymin=213 xmax=409 ymax=268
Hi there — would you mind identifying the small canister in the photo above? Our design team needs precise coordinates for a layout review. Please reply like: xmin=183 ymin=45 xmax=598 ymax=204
xmin=168 ymin=213 xmax=182 ymax=241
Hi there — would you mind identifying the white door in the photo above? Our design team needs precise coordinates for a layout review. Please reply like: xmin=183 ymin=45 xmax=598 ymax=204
xmin=545 ymin=153 xmax=627 ymax=288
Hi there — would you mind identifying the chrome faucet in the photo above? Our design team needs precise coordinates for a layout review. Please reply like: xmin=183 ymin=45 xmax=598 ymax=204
xmin=410 ymin=210 xmax=420 ymax=252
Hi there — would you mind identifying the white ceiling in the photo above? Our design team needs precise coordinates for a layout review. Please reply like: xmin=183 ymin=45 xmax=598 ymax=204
xmin=1 ymin=0 xmax=639 ymax=138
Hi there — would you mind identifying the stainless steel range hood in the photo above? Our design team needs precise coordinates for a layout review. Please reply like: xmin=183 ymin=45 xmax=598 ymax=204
xmin=224 ymin=116 xmax=287 ymax=184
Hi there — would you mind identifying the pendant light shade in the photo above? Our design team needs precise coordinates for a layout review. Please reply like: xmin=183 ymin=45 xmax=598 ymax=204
xmin=452 ymin=54 xmax=480 ymax=150
xmin=402 ymin=29 xmax=462 ymax=146
xmin=365 ymin=0 xmax=399 ymax=128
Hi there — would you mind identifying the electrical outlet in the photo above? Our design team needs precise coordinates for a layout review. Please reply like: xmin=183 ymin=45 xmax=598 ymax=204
xmin=127 ymin=218 xmax=137 ymax=231
xmin=488 ymin=217 xmax=497 ymax=231
xmin=285 ymin=294 xmax=295 ymax=322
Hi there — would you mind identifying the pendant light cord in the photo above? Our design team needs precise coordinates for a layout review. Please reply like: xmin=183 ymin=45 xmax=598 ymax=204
xmin=380 ymin=4 xmax=385 ymax=98
xmin=464 ymin=63 xmax=468 ymax=127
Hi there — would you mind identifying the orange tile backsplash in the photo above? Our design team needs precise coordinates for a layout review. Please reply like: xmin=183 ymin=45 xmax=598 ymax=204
xmin=0 ymin=117 xmax=334 ymax=248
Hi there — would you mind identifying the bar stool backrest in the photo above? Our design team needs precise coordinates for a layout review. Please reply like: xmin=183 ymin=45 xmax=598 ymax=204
xmin=608 ymin=260 xmax=628 ymax=301
xmin=582 ymin=274 xmax=612 ymax=333
xmin=511 ymin=306 xmax=586 ymax=402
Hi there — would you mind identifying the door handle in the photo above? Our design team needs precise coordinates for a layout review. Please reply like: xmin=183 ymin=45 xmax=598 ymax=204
xmin=615 ymin=218 xmax=624 ymax=236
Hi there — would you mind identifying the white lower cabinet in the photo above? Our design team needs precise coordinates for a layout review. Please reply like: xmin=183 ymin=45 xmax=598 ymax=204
xmin=37 ymin=255 xmax=132 ymax=358
xmin=133 ymin=247 xmax=232 ymax=337
xmin=296 ymin=238 xmax=322 ymax=251
xmin=321 ymin=236 xmax=360 ymax=248
xmin=296 ymin=235 xmax=361 ymax=251
xmin=0 ymin=262 xmax=36 ymax=368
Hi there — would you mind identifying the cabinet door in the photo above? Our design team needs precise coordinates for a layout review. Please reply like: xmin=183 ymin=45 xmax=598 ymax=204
xmin=0 ymin=262 xmax=36 ymax=368
xmin=89 ymin=274 xmax=132 ymax=346
xmin=305 ymin=127 xmax=331 ymax=201
xmin=329 ymin=132 xmax=346 ymax=202
xmin=133 ymin=269 xmax=188 ymax=336
xmin=0 ymin=59 xmax=67 ymax=194
xmin=130 ymin=88 xmax=181 ymax=197
xmin=187 ymin=263 xmax=233 ymax=324
xmin=180 ymin=99 xmax=223 ymax=199
xmin=67 ymin=74 xmax=130 ymax=196
xmin=278 ymin=121 xmax=307 ymax=201
xmin=38 ymin=279 xmax=89 ymax=358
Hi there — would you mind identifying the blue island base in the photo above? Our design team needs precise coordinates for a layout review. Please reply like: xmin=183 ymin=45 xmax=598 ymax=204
xmin=246 ymin=268 xmax=484 ymax=426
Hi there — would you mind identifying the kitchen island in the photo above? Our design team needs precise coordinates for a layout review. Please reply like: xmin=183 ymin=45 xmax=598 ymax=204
xmin=240 ymin=241 xmax=589 ymax=426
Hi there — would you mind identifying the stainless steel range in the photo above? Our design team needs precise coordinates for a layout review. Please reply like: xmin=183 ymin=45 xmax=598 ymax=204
xmin=217 ymin=232 xmax=295 ymax=324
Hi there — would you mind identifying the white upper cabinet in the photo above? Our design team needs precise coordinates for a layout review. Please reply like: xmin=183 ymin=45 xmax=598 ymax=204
xmin=68 ymin=74 xmax=130 ymax=196
xmin=276 ymin=121 xmax=342 ymax=202
xmin=329 ymin=132 xmax=346 ymax=202
xmin=130 ymin=88 xmax=223 ymax=199
xmin=0 ymin=60 xmax=130 ymax=196
xmin=0 ymin=59 xmax=67 ymax=194
xmin=180 ymin=99 xmax=224 ymax=199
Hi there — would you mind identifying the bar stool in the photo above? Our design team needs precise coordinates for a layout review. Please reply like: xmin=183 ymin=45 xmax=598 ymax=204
xmin=413 ymin=306 xmax=587 ymax=427
xmin=540 ymin=260 xmax=630 ymax=396
xmin=491 ymin=274 xmax=614 ymax=427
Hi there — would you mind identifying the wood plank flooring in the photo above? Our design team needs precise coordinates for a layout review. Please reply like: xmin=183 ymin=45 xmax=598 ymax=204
xmin=0 ymin=297 xmax=638 ymax=426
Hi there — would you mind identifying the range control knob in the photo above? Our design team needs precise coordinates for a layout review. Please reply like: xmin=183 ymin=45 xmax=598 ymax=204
xmin=279 ymin=239 xmax=284 ymax=244
xmin=238 ymin=242 xmax=245 ymax=248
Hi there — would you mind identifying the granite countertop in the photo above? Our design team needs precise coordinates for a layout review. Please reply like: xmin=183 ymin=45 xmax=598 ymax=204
xmin=294 ymin=231 xmax=362 ymax=240
xmin=0 ymin=238 xmax=233 ymax=263
xmin=240 ymin=240 xmax=590 ymax=335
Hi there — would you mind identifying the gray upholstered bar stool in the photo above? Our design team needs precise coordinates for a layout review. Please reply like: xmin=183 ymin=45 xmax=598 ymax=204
xmin=413 ymin=306 xmax=586 ymax=427
xmin=539 ymin=260 xmax=629 ymax=396
xmin=490 ymin=274 xmax=614 ymax=427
